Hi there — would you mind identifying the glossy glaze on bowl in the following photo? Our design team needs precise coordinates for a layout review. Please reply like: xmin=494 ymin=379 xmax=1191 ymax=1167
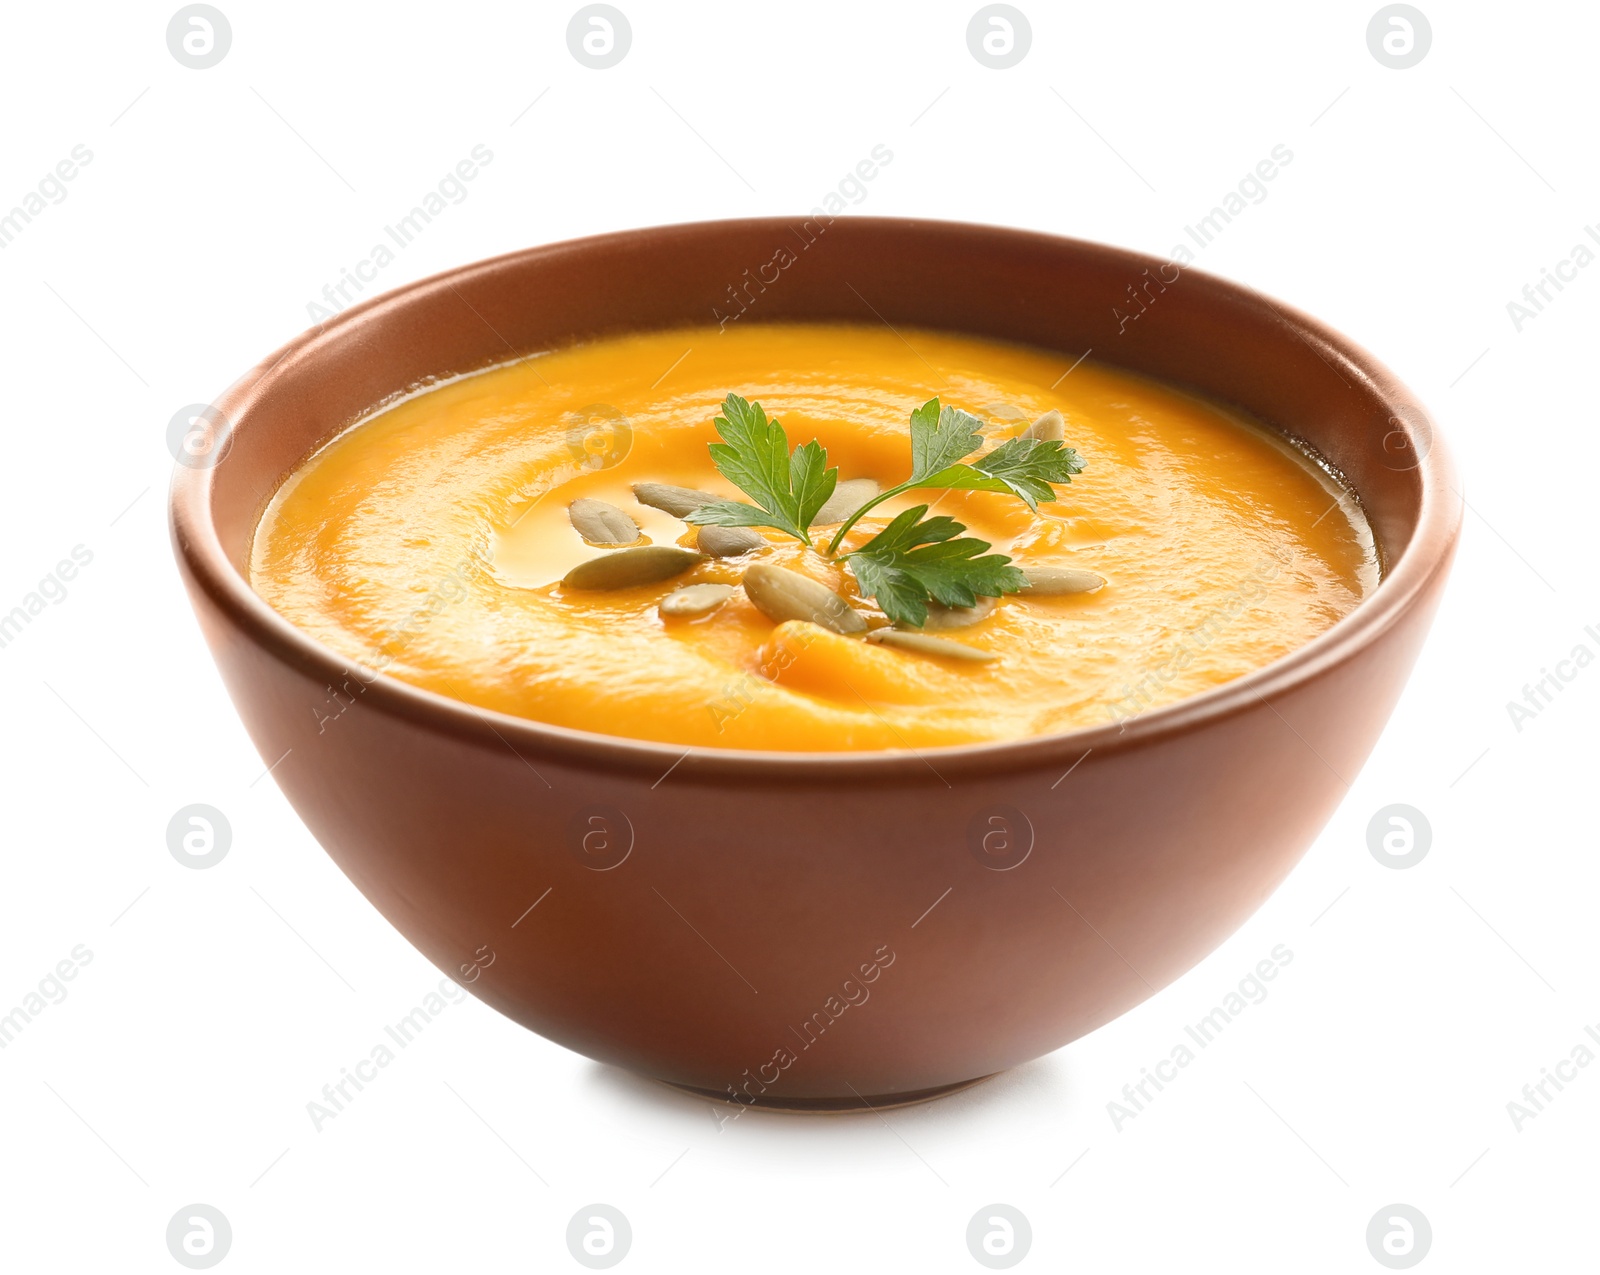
xmin=171 ymin=219 xmax=1459 ymax=1107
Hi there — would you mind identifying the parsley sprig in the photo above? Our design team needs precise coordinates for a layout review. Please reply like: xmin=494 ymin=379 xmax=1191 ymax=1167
xmin=823 ymin=399 xmax=1082 ymax=551
xmin=845 ymin=506 xmax=1027 ymax=628
xmin=686 ymin=395 xmax=837 ymax=546
xmin=685 ymin=393 xmax=1084 ymax=627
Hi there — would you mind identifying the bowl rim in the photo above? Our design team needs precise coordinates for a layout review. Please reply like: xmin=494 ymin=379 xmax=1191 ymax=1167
xmin=170 ymin=216 xmax=1461 ymax=783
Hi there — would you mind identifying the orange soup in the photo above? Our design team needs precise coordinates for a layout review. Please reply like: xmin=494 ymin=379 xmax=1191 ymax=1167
xmin=250 ymin=324 xmax=1377 ymax=750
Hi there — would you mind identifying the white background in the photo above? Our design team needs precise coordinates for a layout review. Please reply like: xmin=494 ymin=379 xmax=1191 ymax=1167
xmin=1 ymin=1 xmax=1595 ymax=1270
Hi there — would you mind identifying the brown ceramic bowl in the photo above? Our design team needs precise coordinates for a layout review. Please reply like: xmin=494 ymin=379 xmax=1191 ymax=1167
xmin=171 ymin=218 xmax=1458 ymax=1110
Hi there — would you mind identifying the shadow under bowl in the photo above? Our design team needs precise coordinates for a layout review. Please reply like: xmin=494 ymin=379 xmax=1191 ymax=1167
xmin=170 ymin=218 xmax=1459 ymax=1108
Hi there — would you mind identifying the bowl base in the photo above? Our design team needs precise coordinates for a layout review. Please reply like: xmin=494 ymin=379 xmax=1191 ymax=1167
xmin=660 ymin=1072 xmax=999 ymax=1114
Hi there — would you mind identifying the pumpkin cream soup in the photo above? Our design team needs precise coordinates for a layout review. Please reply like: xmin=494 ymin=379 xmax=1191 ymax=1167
xmin=250 ymin=324 xmax=1378 ymax=750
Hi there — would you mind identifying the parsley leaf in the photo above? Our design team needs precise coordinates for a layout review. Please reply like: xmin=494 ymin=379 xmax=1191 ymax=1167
xmin=844 ymin=505 xmax=1029 ymax=628
xmin=685 ymin=394 xmax=837 ymax=545
xmin=826 ymin=399 xmax=1082 ymax=550
xmin=915 ymin=436 xmax=1086 ymax=512
xmin=907 ymin=398 xmax=987 ymax=481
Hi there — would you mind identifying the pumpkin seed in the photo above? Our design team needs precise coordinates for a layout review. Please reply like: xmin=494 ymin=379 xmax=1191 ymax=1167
xmin=813 ymin=477 xmax=881 ymax=526
xmin=912 ymin=596 xmax=998 ymax=630
xmin=1021 ymin=409 xmax=1065 ymax=442
xmin=563 ymin=546 xmax=703 ymax=590
xmin=742 ymin=563 xmax=866 ymax=635
xmin=659 ymin=583 xmax=735 ymax=617
xmin=697 ymin=524 xmax=766 ymax=557
xmin=633 ymin=482 xmax=719 ymax=517
xmin=1021 ymin=565 xmax=1105 ymax=594
xmin=568 ymin=498 xmax=639 ymax=546
xmin=866 ymin=629 xmax=997 ymax=662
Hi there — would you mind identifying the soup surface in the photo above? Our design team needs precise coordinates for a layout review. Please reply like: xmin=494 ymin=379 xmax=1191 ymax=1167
xmin=251 ymin=324 xmax=1377 ymax=751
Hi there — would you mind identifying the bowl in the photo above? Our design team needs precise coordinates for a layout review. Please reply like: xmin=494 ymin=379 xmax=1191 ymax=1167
xmin=170 ymin=218 xmax=1459 ymax=1110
